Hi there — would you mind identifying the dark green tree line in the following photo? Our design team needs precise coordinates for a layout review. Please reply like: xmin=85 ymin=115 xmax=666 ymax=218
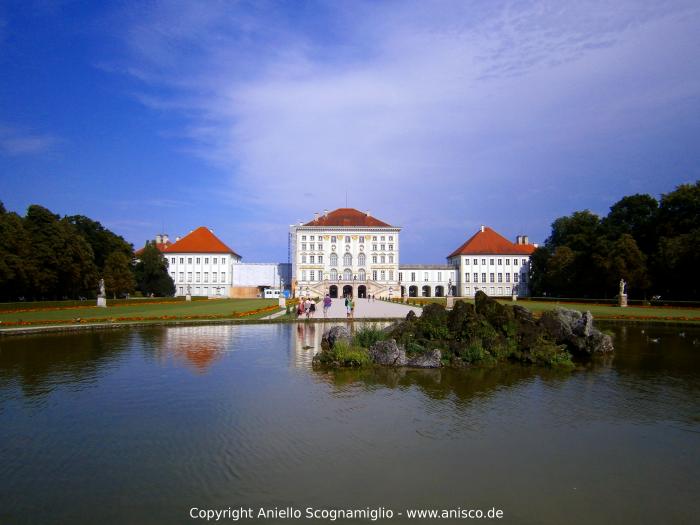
xmin=530 ymin=181 xmax=700 ymax=300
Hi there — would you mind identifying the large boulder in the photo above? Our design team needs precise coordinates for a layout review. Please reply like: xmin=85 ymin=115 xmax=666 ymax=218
xmin=538 ymin=308 xmax=613 ymax=354
xmin=474 ymin=291 xmax=514 ymax=329
xmin=407 ymin=349 xmax=442 ymax=368
xmin=369 ymin=339 xmax=408 ymax=366
xmin=321 ymin=326 xmax=352 ymax=351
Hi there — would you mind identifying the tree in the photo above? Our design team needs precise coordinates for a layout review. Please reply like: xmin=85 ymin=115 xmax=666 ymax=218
xmin=0 ymin=202 xmax=33 ymax=301
xmin=66 ymin=215 xmax=133 ymax=270
xmin=134 ymin=242 xmax=175 ymax=297
xmin=104 ymin=251 xmax=136 ymax=299
xmin=602 ymin=194 xmax=658 ymax=254
xmin=605 ymin=234 xmax=649 ymax=296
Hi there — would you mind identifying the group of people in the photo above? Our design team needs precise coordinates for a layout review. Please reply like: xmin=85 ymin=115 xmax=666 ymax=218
xmin=295 ymin=293 xmax=356 ymax=319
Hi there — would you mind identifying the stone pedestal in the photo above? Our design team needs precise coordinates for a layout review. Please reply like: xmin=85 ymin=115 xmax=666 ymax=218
xmin=619 ymin=294 xmax=628 ymax=307
xmin=278 ymin=297 xmax=286 ymax=308
xmin=186 ymin=294 xmax=192 ymax=302
xmin=446 ymin=296 xmax=455 ymax=310
xmin=511 ymin=294 xmax=517 ymax=302
xmin=97 ymin=296 xmax=107 ymax=308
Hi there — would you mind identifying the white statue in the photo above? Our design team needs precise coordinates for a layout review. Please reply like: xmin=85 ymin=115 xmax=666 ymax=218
xmin=619 ymin=279 xmax=626 ymax=296
xmin=98 ymin=278 xmax=106 ymax=297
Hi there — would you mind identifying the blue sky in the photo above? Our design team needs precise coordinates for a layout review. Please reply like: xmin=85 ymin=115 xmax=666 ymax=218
xmin=1 ymin=0 xmax=699 ymax=263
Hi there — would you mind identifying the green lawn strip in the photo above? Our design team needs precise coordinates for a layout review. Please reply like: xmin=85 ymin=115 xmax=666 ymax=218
xmin=0 ymin=299 xmax=277 ymax=323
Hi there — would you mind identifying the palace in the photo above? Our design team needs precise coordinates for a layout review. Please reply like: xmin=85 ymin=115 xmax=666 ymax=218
xmin=141 ymin=208 xmax=535 ymax=299
xmin=289 ymin=208 xmax=400 ymax=299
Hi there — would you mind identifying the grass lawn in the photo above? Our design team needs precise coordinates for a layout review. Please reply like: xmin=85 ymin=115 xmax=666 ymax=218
xmin=400 ymin=297 xmax=700 ymax=322
xmin=0 ymin=299 xmax=278 ymax=325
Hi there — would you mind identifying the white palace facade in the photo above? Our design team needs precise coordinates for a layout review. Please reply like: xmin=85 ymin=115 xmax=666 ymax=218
xmin=144 ymin=208 xmax=536 ymax=300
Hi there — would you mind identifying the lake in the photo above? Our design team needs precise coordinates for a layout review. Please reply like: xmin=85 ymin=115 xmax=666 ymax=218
xmin=1 ymin=322 xmax=699 ymax=524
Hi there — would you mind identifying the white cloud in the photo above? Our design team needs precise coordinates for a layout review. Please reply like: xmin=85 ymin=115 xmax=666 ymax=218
xmin=109 ymin=0 xmax=700 ymax=252
xmin=0 ymin=125 xmax=58 ymax=156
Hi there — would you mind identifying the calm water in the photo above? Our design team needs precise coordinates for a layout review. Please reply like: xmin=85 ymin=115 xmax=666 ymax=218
xmin=1 ymin=322 xmax=699 ymax=524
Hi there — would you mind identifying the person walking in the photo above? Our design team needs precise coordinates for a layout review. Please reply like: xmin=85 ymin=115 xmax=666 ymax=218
xmin=323 ymin=294 xmax=332 ymax=318
xmin=304 ymin=298 xmax=311 ymax=319
xmin=345 ymin=295 xmax=351 ymax=318
xmin=349 ymin=296 xmax=355 ymax=319
xmin=309 ymin=299 xmax=316 ymax=318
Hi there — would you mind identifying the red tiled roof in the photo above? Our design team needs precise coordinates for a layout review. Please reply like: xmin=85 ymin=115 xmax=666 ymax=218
xmin=304 ymin=208 xmax=394 ymax=227
xmin=448 ymin=226 xmax=536 ymax=258
xmin=164 ymin=227 xmax=240 ymax=256
xmin=135 ymin=241 xmax=171 ymax=256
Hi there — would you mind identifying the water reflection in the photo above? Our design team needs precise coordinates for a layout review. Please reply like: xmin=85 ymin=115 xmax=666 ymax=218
xmin=156 ymin=325 xmax=238 ymax=373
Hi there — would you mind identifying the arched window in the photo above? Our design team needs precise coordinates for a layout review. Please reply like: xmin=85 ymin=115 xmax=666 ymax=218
xmin=330 ymin=269 xmax=338 ymax=281
xmin=358 ymin=253 xmax=366 ymax=266
xmin=358 ymin=269 xmax=366 ymax=281
xmin=330 ymin=253 xmax=338 ymax=266
xmin=343 ymin=253 xmax=352 ymax=266
xmin=343 ymin=268 xmax=352 ymax=281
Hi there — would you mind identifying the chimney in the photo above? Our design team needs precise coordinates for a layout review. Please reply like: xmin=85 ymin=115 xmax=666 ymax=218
xmin=162 ymin=234 xmax=169 ymax=244
xmin=314 ymin=212 xmax=320 ymax=221
xmin=366 ymin=210 xmax=371 ymax=217
xmin=480 ymin=225 xmax=485 ymax=233
xmin=155 ymin=234 xmax=162 ymax=244
xmin=515 ymin=235 xmax=521 ymax=244
xmin=523 ymin=235 xmax=529 ymax=245
xmin=324 ymin=209 xmax=329 ymax=216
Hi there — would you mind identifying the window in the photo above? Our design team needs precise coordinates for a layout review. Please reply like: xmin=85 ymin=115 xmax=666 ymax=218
xmin=196 ymin=258 xmax=200 ymax=264
xmin=330 ymin=269 xmax=338 ymax=280
xmin=372 ymin=244 xmax=377 ymax=251
xmin=330 ymin=253 xmax=338 ymax=266
xmin=359 ymin=236 xmax=365 ymax=243
xmin=389 ymin=244 xmax=393 ymax=251
xmin=388 ymin=255 xmax=394 ymax=263
xmin=344 ymin=269 xmax=352 ymax=280
xmin=372 ymin=255 xmax=377 ymax=263
xmin=373 ymin=270 xmax=378 ymax=280
xmin=318 ymin=255 xmax=323 ymax=263
xmin=358 ymin=253 xmax=366 ymax=266
xmin=171 ymin=257 xmax=175 ymax=264
xmin=205 ymin=258 xmax=209 ymax=264
xmin=180 ymin=257 xmax=184 ymax=264
xmin=213 ymin=273 xmax=217 ymax=283
xmin=506 ymin=273 xmax=510 ymax=283
xmin=473 ymin=258 xmax=477 ymax=265
xmin=381 ymin=244 xmax=385 ymax=251
xmin=498 ymin=259 xmax=502 ymax=265
xmin=331 ymin=236 xmax=336 ymax=243
xmin=188 ymin=258 xmax=192 ymax=264
xmin=399 ymin=272 xmax=403 ymax=282
xmin=359 ymin=269 xmax=366 ymax=281
xmin=310 ymin=270 xmax=315 ymax=281
xmin=196 ymin=272 xmax=201 ymax=282
xmin=302 ymin=255 xmax=307 ymax=264
xmin=380 ymin=255 xmax=385 ymax=263
xmin=301 ymin=243 xmax=306 ymax=251
xmin=310 ymin=255 xmax=315 ymax=264
xmin=343 ymin=253 xmax=352 ymax=266
xmin=389 ymin=236 xmax=393 ymax=241
xmin=389 ymin=270 xmax=393 ymax=281
xmin=465 ymin=287 xmax=471 ymax=295
xmin=205 ymin=272 xmax=209 ymax=281
xmin=187 ymin=272 xmax=192 ymax=282
xmin=318 ymin=243 xmax=323 ymax=250
xmin=301 ymin=235 xmax=306 ymax=241
xmin=310 ymin=235 xmax=314 ymax=241
xmin=465 ymin=273 xmax=470 ymax=282
xmin=372 ymin=236 xmax=377 ymax=241
xmin=345 ymin=236 xmax=351 ymax=243
xmin=221 ymin=272 xmax=225 ymax=282
xmin=213 ymin=258 xmax=217 ymax=264
xmin=482 ymin=259 xmax=486 ymax=265
xmin=381 ymin=236 xmax=385 ymax=241
xmin=481 ymin=273 xmax=486 ymax=283
xmin=506 ymin=259 xmax=510 ymax=265
xmin=490 ymin=259 xmax=495 ymax=265
xmin=514 ymin=273 xmax=519 ymax=283
xmin=473 ymin=273 xmax=478 ymax=282
xmin=498 ymin=273 xmax=502 ymax=282
xmin=411 ymin=272 xmax=416 ymax=281
xmin=179 ymin=272 xmax=184 ymax=281
xmin=490 ymin=273 xmax=495 ymax=283
xmin=424 ymin=272 xmax=429 ymax=282
xmin=522 ymin=259 xmax=527 ymax=266
xmin=437 ymin=272 xmax=442 ymax=281
xmin=380 ymin=270 xmax=386 ymax=280
xmin=302 ymin=270 xmax=307 ymax=281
